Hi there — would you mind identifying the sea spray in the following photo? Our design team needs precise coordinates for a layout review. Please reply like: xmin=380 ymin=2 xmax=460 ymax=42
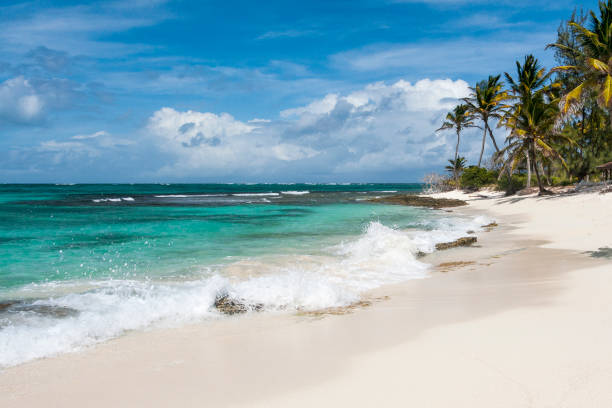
xmin=0 ymin=214 xmax=494 ymax=368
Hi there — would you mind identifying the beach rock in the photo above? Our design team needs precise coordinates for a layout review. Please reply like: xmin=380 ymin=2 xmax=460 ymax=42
xmin=0 ymin=302 xmax=13 ymax=312
xmin=482 ymin=222 xmax=498 ymax=229
xmin=214 ymin=294 xmax=263 ymax=315
xmin=368 ymin=195 xmax=467 ymax=209
xmin=435 ymin=236 xmax=477 ymax=251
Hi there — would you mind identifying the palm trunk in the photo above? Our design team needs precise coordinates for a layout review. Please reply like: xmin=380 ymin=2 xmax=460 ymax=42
xmin=539 ymin=161 xmax=549 ymax=186
xmin=454 ymin=129 xmax=460 ymax=162
xmin=478 ymin=126 xmax=487 ymax=167
xmin=486 ymin=124 xmax=500 ymax=153
xmin=525 ymin=151 xmax=532 ymax=188
xmin=487 ymin=121 xmax=513 ymax=189
xmin=530 ymin=141 xmax=549 ymax=195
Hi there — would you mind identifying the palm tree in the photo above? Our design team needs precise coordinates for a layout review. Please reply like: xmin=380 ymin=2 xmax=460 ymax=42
xmin=548 ymin=0 xmax=612 ymax=117
xmin=500 ymin=56 xmax=572 ymax=195
xmin=504 ymin=55 xmax=555 ymax=189
xmin=445 ymin=157 xmax=467 ymax=184
xmin=436 ymin=104 xmax=477 ymax=164
xmin=463 ymin=75 xmax=509 ymax=167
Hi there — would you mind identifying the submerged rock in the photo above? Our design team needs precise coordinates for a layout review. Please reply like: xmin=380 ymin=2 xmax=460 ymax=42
xmin=482 ymin=222 xmax=498 ymax=228
xmin=0 ymin=301 xmax=78 ymax=318
xmin=368 ymin=195 xmax=467 ymax=209
xmin=585 ymin=247 xmax=612 ymax=259
xmin=214 ymin=294 xmax=263 ymax=315
xmin=0 ymin=302 xmax=13 ymax=312
xmin=435 ymin=236 xmax=477 ymax=250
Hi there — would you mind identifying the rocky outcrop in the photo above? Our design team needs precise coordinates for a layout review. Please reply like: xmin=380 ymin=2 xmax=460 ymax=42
xmin=0 ymin=302 xmax=13 ymax=312
xmin=214 ymin=294 xmax=263 ymax=315
xmin=435 ymin=236 xmax=477 ymax=250
xmin=368 ymin=195 xmax=467 ymax=209
xmin=482 ymin=222 xmax=498 ymax=231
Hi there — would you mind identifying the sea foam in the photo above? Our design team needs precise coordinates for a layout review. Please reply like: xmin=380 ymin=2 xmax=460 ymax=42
xmin=0 ymin=214 xmax=493 ymax=368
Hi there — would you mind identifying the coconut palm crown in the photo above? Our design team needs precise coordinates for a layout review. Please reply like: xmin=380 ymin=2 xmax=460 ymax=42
xmin=462 ymin=75 xmax=509 ymax=167
xmin=500 ymin=56 xmax=572 ymax=194
xmin=548 ymin=0 xmax=612 ymax=116
xmin=436 ymin=104 xmax=477 ymax=163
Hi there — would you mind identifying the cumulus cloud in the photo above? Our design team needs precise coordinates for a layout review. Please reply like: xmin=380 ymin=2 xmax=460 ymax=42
xmin=278 ymin=78 xmax=475 ymax=175
xmin=36 ymin=130 xmax=134 ymax=165
xmin=0 ymin=76 xmax=44 ymax=124
xmin=144 ymin=78 xmax=481 ymax=180
xmin=146 ymin=107 xmax=319 ymax=176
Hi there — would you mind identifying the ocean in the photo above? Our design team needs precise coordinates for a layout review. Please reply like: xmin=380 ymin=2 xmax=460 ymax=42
xmin=0 ymin=184 xmax=490 ymax=367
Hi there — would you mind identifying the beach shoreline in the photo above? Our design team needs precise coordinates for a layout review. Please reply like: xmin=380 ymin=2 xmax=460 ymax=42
xmin=1 ymin=189 xmax=611 ymax=407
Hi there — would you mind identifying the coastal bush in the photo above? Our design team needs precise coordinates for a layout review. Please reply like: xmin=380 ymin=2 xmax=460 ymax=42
xmin=551 ymin=176 xmax=574 ymax=186
xmin=497 ymin=174 xmax=526 ymax=193
xmin=460 ymin=166 xmax=497 ymax=189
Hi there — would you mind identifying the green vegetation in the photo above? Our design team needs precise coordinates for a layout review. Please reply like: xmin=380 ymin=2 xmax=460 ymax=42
xmin=445 ymin=157 xmax=467 ymax=185
xmin=460 ymin=166 xmax=497 ymax=189
xmin=435 ymin=1 xmax=612 ymax=195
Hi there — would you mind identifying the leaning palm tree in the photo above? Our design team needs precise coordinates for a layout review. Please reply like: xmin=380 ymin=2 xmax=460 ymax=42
xmin=463 ymin=75 xmax=509 ymax=167
xmin=436 ymin=104 xmax=477 ymax=164
xmin=500 ymin=56 xmax=572 ymax=195
xmin=445 ymin=156 xmax=467 ymax=184
xmin=548 ymin=0 xmax=612 ymax=117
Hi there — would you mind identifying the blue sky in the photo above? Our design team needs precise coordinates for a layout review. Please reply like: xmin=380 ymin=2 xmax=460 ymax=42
xmin=0 ymin=0 xmax=598 ymax=182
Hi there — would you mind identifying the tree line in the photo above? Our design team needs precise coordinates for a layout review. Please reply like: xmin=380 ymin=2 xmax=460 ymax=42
xmin=437 ymin=0 xmax=612 ymax=195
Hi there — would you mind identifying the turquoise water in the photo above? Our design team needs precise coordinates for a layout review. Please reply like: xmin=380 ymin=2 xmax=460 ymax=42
xmin=0 ymin=184 xmax=422 ymax=289
xmin=0 ymin=184 xmax=490 ymax=367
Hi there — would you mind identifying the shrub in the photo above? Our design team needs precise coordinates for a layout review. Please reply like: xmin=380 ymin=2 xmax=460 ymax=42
xmin=497 ymin=174 xmax=526 ymax=194
xmin=460 ymin=166 xmax=497 ymax=189
xmin=551 ymin=176 xmax=574 ymax=186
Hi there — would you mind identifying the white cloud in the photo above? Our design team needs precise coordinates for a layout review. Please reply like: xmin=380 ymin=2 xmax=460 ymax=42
xmin=256 ymin=29 xmax=318 ymax=40
xmin=0 ymin=76 xmax=44 ymax=124
xmin=272 ymin=144 xmax=318 ymax=161
xmin=143 ymin=78 xmax=486 ymax=180
xmin=71 ymin=130 xmax=109 ymax=140
xmin=146 ymin=107 xmax=319 ymax=176
xmin=36 ymin=130 xmax=134 ymax=165
xmin=281 ymin=94 xmax=339 ymax=117
xmin=277 ymin=78 xmax=475 ymax=174
xmin=0 ymin=2 xmax=169 ymax=56
xmin=70 ymin=130 xmax=133 ymax=148
xmin=330 ymin=31 xmax=556 ymax=77
xmin=37 ymin=140 xmax=100 ymax=165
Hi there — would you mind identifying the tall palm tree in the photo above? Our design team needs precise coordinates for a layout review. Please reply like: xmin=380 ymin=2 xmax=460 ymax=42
xmin=445 ymin=157 xmax=467 ymax=184
xmin=548 ymin=0 xmax=612 ymax=117
xmin=504 ymin=55 xmax=555 ymax=189
xmin=463 ymin=75 xmax=509 ymax=167
xmin=436 ymin=104 xmax=477 ymax=164
xmin=500 ymin=56 xmax=571 ymax=195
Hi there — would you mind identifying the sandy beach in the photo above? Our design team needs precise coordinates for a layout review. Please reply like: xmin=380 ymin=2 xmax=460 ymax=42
xmin=1 ymin=189 xmax=611 ymax=407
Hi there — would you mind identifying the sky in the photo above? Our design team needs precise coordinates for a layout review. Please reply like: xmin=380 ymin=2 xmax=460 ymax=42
xmin=0 ymin=0 xmax=599 ymax=183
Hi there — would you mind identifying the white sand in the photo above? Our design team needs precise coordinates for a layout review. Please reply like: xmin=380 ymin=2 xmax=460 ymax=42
xmin=1 ymin=190 xmax=611 ymax=407
xmin=429 ymin=189 xmax=612 ymax=250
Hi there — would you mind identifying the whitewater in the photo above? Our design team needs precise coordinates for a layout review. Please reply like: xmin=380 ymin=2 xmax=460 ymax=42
xmin=0 ymin=184 xmax=492 ymax=368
